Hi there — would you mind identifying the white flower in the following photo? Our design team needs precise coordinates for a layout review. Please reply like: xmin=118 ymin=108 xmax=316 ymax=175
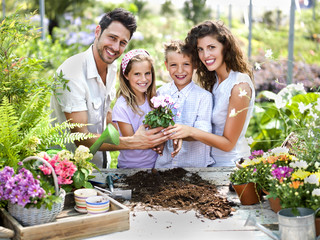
xmin=246 ymin=137 xmax=254 ymax=144
xmin=275 ymin=95 xmax=286 ymax=109
xmin=58 ymin=150 xmax=74 ymax=160
xmin=315 ymin=162 xmax=320 ymax=169
xmin=239 ymin=89 xmax=247 ymax=97
xmin=298 ymin=102 xmax=312 ymax=114
xmin=312 ymin=188 xmax=320 ymax=196
xmin=289 ymin=160 xmax=308 ymax=169
xmin=271 ymin=147 xmax=289 ymax=155
xmin=229 ymin=109 xmax=236 ymax=117
xmin=315 ymin=97 xmax=320 ymax=111
xmin=304 ymin=174 xmax=319 ymax=185
xmin=309 ymin=110 xmax=319 ymax=120
xmin=74 ymin=145 xmax=93 ymax=162
xmin=308 ymin=129 xmax=315 ymax=138
xmin=265 ymin=49 xmax=273 ymax=59
xmin=294 ymin=83 xmax=305 ymax=92
xmin=254 ymin=62 xmax=261 ymax=70
xmin=37 ymin=151 xmax=50 ymax=159
xmin=262 ymin=152 xmax=270 ymax=158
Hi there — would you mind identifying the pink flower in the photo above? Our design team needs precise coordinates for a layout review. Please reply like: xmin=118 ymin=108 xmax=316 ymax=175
xmin=39 ymin=154 xmax=77 ymax=186
xmin=39 ymin=164 xmax=52 ymax=175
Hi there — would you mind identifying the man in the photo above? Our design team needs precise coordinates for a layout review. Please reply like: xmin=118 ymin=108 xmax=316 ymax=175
xmin=50 ymin=8 xmax=167 ymax=168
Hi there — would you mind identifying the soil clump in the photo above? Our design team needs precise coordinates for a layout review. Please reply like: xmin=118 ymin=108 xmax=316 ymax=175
xmin=122 ymin=168 xmax=235 ymax=220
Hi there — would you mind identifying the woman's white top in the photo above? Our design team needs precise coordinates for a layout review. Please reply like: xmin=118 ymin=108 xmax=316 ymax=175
xmin=210 ymin=70 xmax=255 ymax=167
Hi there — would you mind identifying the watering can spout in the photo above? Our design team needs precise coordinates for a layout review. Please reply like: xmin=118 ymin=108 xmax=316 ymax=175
xmin=89 ymin=123 xmax=120 ymax=155
xmin=244 ymin=213 xmax=279 ymax=240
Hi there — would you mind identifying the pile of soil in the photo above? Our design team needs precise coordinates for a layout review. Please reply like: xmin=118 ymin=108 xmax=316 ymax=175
xmin=122 ymin=168 xmax=235 ymax=220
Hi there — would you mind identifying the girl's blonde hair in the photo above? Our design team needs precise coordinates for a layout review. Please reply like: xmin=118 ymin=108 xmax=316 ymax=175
xmin=185 ymin=20 xmax=254 ymax=92
xmin=118 ymin=54 xmax=156 ymax=116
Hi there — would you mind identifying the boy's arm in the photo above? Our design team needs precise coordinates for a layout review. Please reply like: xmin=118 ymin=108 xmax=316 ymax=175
xmin=180 ymin=91 xmax=213 ymax=141
xmin=193 ymin=91 xmax=213 ymax=132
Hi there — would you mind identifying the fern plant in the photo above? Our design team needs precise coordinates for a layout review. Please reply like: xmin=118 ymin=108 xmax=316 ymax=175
xmin=0 ymin=94 xmax=95 ymax=169
xmin=0 ymin=12 xmax=95 ymax=169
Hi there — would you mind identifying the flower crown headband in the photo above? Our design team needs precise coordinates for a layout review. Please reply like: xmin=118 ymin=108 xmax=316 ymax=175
xmin=121 ymin=49 xmax=150 ymax=75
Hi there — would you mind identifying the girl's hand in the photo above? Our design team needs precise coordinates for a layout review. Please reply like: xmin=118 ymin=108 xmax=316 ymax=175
xmin=171 ymin=139 xmax=182 ymax=158
xmin=164 ymin=124 xmax=192 ymax=139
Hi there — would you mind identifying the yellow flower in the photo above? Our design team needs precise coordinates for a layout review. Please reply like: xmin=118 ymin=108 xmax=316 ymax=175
xmin=314 ymin=172 xmax=320 ymax=182
xmin=252 ymin=157 xmax=263 ymax=165
xmin=241 ymin=159 xmax=253 ymax=168
xmin=291 ymin=169 xmax=311 ymax=180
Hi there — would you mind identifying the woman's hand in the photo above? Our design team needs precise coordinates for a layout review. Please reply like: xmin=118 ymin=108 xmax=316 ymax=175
xmin=164 ymin=124 xmax=192 ymax=139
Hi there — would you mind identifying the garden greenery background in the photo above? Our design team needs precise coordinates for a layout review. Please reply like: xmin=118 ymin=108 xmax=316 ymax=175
xmin=1 ymin=0 xmax=319 ymax=168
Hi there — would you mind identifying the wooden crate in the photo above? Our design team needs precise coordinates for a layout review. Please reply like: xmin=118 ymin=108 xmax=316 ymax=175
xmin=0 ymin=192 xmax=130 ymax=240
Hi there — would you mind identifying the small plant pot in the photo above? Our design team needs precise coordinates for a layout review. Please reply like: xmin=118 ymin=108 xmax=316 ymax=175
xmin=316 ymin=217 xmax=320 ymax=237
xmin=74 ymin=189 xmax=97 ymax=212
xmin=232 ymin=182 xmax=261 ymax=205
xmin=86 ymin=196 xmax=110 ymax=214
xmin=262 ymin=190 xmax=282 ymax=213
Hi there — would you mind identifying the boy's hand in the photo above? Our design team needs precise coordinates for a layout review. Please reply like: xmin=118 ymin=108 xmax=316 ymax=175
xmin=153 ymin=142 xmax=165 ymax=156
xmin=171 ymin=139 xmax=182 ymax=158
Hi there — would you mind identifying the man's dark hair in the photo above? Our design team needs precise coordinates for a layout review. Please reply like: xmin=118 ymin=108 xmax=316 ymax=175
xmin=99 ymin=8 xmax=137 ymax=39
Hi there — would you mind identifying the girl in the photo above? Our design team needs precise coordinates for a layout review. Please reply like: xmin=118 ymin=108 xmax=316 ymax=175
xmin=164 ymin=20 xmax=255 ymax=167
xmin=112 ymin=49 xmax=158 ymax=168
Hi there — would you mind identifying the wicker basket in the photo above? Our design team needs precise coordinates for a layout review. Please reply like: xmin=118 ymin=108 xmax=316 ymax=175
xmin=7 ymin=156 xmax=66 ymax=226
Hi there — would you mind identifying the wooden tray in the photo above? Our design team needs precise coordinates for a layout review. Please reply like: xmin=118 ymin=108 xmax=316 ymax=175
xmin=0 ymin=192 xmax=129 ymax=240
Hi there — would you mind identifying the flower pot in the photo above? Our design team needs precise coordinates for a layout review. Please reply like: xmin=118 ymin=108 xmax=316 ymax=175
xmin=74 ymin=188 xmax=97 ymax=213
xmin=232 ymin=182 xmax=261 ymax=205
xmin=86 ymin=196 xmax=110 ymax=214
xmin=268 ymin=196 xmax=282 ymax=213
xmin=316 ymin=217 xmax=320 ymax=237
xmin=262 ymin=189 xmax=282 ymax=213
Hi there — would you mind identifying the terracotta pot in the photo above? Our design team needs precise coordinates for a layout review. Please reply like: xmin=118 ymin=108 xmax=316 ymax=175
xmin=262 ymin=189 xmax=282 ymax=213
xmin=268 ymin=196 xmax=282 ymax=213
xmin=232 ymin=182 xmax=261 ymax=205
xmin=316 ymin=217 xmax=320 ymax=237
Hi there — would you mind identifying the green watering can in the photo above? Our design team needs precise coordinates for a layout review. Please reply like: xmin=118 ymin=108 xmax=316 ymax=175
xmin=89 ymin=123 xmax=120 ymax=155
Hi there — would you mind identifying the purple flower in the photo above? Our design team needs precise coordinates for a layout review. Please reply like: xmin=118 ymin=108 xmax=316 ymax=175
xmin=271 ymin=166 xmax=293 ymax=180
xmin=0 ymin=166 xmax=46 ymax=207
xmin=249 ymin=149 xmax=264 ymax=159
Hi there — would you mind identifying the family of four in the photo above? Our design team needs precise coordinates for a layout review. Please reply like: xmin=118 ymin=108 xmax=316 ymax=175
xmin=50 ymin=8 xmax=255 ymax=169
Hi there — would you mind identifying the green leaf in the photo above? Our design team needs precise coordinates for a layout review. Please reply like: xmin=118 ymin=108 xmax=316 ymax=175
xmin=84 ymin=181 xmax=93 ymax=188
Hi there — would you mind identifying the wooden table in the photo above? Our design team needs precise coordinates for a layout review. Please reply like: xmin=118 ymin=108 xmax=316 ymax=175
xmin=87 ymin=167 xmax=278 ymax=240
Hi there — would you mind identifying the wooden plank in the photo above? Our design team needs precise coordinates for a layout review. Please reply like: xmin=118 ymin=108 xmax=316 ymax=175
xmin=0 ymin=193 xmax=129 ymax=240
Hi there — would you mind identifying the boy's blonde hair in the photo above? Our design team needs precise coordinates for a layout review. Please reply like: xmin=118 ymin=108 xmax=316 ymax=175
xmin=118 ymin=54 xmax=156 ymax=116
xmin=164 ymin=40 xmax=193 ymax=64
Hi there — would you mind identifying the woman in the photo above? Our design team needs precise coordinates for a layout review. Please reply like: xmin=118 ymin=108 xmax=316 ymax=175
xmin=164 ymin=20 xmax=255 ymax=167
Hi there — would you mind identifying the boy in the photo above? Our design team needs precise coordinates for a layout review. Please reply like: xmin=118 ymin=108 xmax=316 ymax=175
xmin=155 ymin=40 xmax=214 ymax=168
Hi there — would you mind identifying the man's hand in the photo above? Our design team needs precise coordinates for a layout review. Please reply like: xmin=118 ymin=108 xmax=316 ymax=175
xmin=132 ymin=125 xmax=169 ymax=149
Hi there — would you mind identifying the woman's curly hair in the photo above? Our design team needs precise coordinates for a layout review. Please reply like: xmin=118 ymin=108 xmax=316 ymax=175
xmin=185 ymin=20 xmax=253 ymax=92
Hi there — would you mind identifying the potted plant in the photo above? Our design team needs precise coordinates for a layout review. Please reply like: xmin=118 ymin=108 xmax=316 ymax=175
xmin=229 ymin=160 xmax=262 ymax=205
xmin=0 ymin=157 xmax=67 ymax=226
xmin=267 ymin=123 xmax=320 ymax=235
xmin=143 ymin=94 xmax=180 ymax=128
xmin=38 ymin=145 xmax=98 ymax=192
